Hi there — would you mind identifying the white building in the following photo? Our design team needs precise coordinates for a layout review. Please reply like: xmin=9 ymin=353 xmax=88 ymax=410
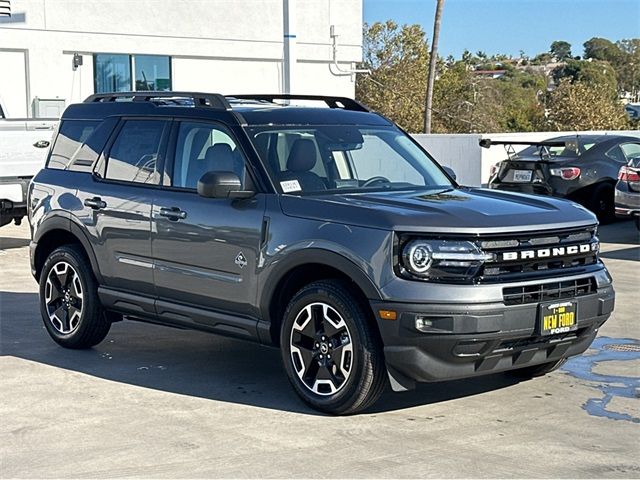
xmin=0 ymin=0 xmax=363 ymax=118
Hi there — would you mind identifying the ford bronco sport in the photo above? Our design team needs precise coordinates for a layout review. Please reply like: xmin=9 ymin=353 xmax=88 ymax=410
xmin=29 ymin=92 xmax=615 ymax=414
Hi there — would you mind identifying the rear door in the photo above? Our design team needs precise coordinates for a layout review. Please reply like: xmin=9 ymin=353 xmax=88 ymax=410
xmin=151 ymin=120 xmax=266 ymax=319
xmin=76 ymin=118 xmax=170 ymax=299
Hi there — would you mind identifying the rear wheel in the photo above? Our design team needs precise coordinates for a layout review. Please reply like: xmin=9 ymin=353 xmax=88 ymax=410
xmin=280 ymin=280 xmax=387 ymax=415
xmin=39 ymin=245 xmax=111 ymax=349
xmin=587 ymin=183 xmax=615 ymax=223
xmin=509 ymin=358 xmax=567 ymax=379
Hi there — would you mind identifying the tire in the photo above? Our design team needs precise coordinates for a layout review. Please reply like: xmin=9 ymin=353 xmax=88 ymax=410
xmin=280 ymin=280 xmax=387 ymax=415
xmin=508 ymin=358 xmax=567 ymax=379
xmin=39 ymin=245 xmax=111 ymax=349
xmin=587 ymin=183 xmax=615 ymax=224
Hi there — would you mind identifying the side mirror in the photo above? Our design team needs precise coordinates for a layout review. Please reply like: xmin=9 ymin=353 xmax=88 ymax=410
xmin=197 ymin=171 xmax=254 ymax=199
xmin=443 ymin=166 xmax=457 ymax=181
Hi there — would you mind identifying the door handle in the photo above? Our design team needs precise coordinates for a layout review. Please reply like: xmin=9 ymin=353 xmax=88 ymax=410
xmin=159 ymin=207 xmax=187 ymax=221
xmin=84 ymin=197 xmax=107 ymax=210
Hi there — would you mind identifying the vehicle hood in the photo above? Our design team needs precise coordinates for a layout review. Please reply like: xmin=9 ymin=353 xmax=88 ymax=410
xmin=279 ymin=187 xmax=597 ymax=234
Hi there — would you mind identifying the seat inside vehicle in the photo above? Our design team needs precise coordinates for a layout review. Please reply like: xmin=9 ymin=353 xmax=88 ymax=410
xmin=280 ymin=138 xmax=326 ymax=191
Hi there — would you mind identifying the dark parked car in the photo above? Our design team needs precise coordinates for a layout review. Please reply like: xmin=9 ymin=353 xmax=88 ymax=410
xmin=29 ymin=92 xmax=614 ymax=414
xmin=615 ymin=155 xmax=640 ymax=230
xmin=485 ymin=135 xmax=640 ymax=222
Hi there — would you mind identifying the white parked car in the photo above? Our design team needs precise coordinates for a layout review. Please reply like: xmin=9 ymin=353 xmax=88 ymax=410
xmin=0 ymin=97 xmax=57 ymax=227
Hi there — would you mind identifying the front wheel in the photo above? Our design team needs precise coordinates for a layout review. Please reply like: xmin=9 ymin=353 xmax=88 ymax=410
xmin=280 ymin=280 xmax=387 ymax=415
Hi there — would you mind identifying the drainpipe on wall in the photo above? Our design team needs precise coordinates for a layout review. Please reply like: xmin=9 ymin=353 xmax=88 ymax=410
xmin=283 ymin=0 xmax=296 ymax=94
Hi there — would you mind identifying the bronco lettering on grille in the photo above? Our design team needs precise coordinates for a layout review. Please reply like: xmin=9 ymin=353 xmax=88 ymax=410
xmin=501 ymin=242 xmax=598 ymax=261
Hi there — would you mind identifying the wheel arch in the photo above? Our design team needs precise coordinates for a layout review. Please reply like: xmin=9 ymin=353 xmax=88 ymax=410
xmin=33 ymin=215 xmax=102 ymax=283
xmin=259 ymin=249 xmax=382 ymax=346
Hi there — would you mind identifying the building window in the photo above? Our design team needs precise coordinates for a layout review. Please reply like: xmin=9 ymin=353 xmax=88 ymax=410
xmin=134 ymin=55 xmax=171 ymax=91
xmin=94 ymin=54 xmax=171 ymax=93
xmin=94 ymin=54 xmax=131 ymax=93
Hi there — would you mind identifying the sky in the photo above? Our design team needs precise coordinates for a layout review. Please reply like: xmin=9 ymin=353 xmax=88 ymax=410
xmin=363 ymin=0 xmax=640 ymax=59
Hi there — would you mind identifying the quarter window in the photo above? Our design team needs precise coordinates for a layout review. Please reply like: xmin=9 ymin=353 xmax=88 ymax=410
xmin=620 ymin=143 xmax=640 ymax=161
xmin=48 ymin=121 xmax=99 ymax=170
xmin=105 ymin=120 xmax=167 ymax=184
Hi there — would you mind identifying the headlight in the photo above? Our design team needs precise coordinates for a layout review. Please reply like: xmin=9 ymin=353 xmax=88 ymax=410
xmin=400 ymin=239 xmax=494 ymax=281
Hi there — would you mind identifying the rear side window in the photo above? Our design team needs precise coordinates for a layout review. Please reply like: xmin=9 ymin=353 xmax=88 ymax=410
xmin=48 ymin=121 xmax=99 ymax=170
xmin=105 ymin=120 xmax=167 ymax=184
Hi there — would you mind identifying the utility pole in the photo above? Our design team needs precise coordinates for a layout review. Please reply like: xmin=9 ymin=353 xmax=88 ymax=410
xmin=283 ymin=0 xmax=297 ymax=94
xmin=424 ymin=0 xmax=445 ymax=134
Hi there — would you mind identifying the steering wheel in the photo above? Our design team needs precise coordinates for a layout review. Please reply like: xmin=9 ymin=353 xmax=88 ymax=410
xmin=362 ymin=176 xmax=391 ymax=187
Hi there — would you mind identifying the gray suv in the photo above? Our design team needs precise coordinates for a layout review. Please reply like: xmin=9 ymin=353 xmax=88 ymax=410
xmin=29 ymin=92 xmax=615 ymax=414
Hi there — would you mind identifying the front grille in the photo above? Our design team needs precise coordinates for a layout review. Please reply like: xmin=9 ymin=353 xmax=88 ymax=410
xmin=478 ymin=226 xmax=599 ymax=283
xmin=503 ymin=277 xmax=596 ymax=305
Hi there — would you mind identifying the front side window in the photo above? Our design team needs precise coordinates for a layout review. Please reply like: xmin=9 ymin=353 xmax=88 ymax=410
xmin=172 ymin=121 xmax=246 ymax=189
xmin=105 ymin=120 xmax=167 ymax=184
xmin=94 ymin=54 xmax=171 ymax=93
xmin=247 ymin=125 xmax=451 ymax=194
xmin=48 ymin=121 xmax=98 ymax=170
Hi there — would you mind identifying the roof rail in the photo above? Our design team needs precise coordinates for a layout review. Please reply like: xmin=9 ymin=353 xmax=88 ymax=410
xmin=227 ymin=94 xmax=370 ymax=112
xmin=84 ymin=91 xmax=232 ymax=110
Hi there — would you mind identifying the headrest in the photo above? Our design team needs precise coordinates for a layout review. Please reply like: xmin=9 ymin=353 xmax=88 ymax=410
xmin=286 ymin=139 xmax=317 ymax=172
xmin=205 ymin=143 xmax=235 ymax=172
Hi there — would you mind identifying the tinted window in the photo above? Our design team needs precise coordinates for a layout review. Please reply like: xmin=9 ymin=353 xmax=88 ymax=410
xmin=48 ymin=121 xmax=99 ymax=170
xmin=606 ymin=146 xmax=626 ymax=163
xmin=105 ymin=120 xmax=166 ymax=184
xmin=620 ymin=143 xmax=640 ymax=160
xmin=173 ymin=121 xmax=246 ymax=189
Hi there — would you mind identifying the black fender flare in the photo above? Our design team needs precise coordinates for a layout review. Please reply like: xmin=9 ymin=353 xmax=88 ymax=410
xmin=258 ymin=247 xmax=382 ymax=322
xmin=33 ymin=212 xmax=104 ymax=283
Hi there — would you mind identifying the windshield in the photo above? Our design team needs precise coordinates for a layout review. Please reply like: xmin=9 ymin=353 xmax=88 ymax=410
xmin=246 ymin=125 xmax=452 ymax=194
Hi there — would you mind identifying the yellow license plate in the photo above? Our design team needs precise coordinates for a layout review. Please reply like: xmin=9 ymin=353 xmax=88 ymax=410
xmin=538 ymin=301 xmax=578 ymax=335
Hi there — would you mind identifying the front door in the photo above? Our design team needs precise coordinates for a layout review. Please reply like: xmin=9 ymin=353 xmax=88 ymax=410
xmin=151 ymin=120 xmax=266 ymax=318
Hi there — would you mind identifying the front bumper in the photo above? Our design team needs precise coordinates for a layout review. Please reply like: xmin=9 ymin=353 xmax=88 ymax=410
xmin=371 ymin=271 xmax=615 ymax=389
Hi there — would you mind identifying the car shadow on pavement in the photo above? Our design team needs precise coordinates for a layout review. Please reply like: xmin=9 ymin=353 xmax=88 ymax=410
xmin=598 ymin=220 xmax=639 ymax=246
xmin=0 ymin=236 xmax=31 ymax=251
xmin=0 ymin=291 xmax=521 ymax=416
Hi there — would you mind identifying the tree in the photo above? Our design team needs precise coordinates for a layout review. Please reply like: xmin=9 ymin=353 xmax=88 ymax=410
xmin=424 ymin=0 xmax=445 ymax=133
xmin=550 ymin=41 xmax=572 ymax=61
xmin=545 ymin=79 xmax=629 ymax=131
xmin=356 ymin=21 xmax=429 ymax=132
xmin=584 ymin=37 xmax=621 ymax=62
xmin=552 ymin=59 xmax=618 ymax=96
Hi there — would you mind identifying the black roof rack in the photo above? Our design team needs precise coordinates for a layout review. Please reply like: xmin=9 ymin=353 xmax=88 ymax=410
xmin=227 ymin=94 xmax=370 ymax=112
xmin=84 ymin=91 xmax=232 ymax=110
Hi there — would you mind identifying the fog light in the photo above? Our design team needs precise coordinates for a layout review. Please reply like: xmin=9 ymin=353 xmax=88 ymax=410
xmin=415 ymin=316 xmax=433 ymax=331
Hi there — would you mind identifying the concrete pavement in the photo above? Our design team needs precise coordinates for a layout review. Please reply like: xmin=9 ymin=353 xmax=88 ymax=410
xmin=1 ymin=220 xmax=638 ymax=478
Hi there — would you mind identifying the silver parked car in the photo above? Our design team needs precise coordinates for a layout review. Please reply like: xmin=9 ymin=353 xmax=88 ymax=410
xmin=615 ymin=156 xmax=640 ymax=230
